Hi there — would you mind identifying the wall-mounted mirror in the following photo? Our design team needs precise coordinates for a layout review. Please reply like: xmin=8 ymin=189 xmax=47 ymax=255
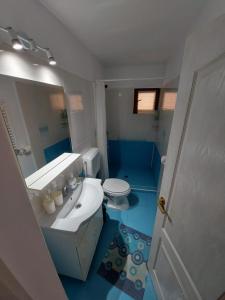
xmin=0 ymin=76 xmax=72 ymax=178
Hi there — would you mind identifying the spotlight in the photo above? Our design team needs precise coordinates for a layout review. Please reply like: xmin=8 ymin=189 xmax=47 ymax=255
xmin=12 ymin=38 xmax=23 ymax=50
xmin=7 ymin=27 xmax=23 ymax=50
xmin=49 ymin=57 xmax=56 ymax=66
xmin=46 ymin=49 xmax=56 ymax=66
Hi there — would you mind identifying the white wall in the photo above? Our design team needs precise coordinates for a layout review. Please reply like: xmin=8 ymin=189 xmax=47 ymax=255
xmin=106 ymin=86 xmax=178 ymax=149
xmin=104 ymin=63 xmax=165 ymax=80
xmin=163 ymin=48 xmax=184 ymax=86
xmin=106 ymin=88 xmax=158 ymax=141
xmin=0 ymin=259 xmax=32 ymax=300
xmin=104 ymin=63 xmax=165 ymax=89
xmin=157 ymin=111 xmax=175 ymax=156
xmin=0 ymin=0 xmax=103 ymax=81
xmin=105 ymin=64 xmax=166 ymax=142
xmin=0 ymin=112 xmax=67 ymax=300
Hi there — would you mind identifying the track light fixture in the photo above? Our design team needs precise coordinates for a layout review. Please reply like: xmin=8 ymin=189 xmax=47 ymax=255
xmin=0 ymin=25 xmax=57 ymax=66
xmin=7 ymin=27 xmax=23 ymax=50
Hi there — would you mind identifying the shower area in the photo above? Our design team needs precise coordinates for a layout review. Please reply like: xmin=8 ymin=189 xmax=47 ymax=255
xmin=108 ymin=140 xmax=160 ymax=191
xmin=105 ymin=86 xmax=177 ymax=192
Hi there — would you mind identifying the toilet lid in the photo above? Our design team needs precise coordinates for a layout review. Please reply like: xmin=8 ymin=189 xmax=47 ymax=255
xmin=103 ymin=178 xmax=130 ymax=194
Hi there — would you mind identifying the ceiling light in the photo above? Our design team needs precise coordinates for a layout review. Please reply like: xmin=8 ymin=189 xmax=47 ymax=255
xmin=0 ymin=25 xmax=56 ymax=65
xmin=46 ymin=49 xmax=56 ymax=66
xmin=49 ymin=58 xmax=56 ymax=66
xmin=33 ymin=63 xmax=39 ymax=66
xmin=7 ymin=27 xmax=23 ymax=50
xmin=12 ymin=40 xmax=23 ymax=50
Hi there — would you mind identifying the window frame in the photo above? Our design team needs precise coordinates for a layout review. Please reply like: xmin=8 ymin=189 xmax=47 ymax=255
xmin=133 ymin=88 xmax=160 ymax=114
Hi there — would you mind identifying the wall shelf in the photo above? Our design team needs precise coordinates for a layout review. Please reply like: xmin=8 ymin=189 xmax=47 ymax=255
xmin=26 ymin=153 xmax=81 ymax=191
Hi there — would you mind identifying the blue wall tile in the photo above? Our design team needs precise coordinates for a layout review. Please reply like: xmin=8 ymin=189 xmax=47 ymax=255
xmin=44 ymin=137 xmax=72 ymax=163
xmin=108 ymin=139 xmax=161 ymax=186
xmin=108 ymin=140 xmax=155 ymax=169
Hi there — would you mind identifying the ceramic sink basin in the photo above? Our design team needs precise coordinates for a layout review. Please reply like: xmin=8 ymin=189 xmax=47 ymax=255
xmin=51 ymin=178 xmax=103 ymax=232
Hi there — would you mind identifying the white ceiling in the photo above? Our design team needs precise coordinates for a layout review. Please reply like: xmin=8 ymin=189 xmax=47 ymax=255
xmin=39 ymin=0 xmax=206 ymax=67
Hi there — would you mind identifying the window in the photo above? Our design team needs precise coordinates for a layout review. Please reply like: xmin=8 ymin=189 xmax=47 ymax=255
xmin=161 ymin=90 xmax=177 ymax=111
xmin=133 ymin=88 xmax=160 ymax=114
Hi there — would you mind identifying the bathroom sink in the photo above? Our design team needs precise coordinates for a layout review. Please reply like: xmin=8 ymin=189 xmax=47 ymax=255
xmin=51 ymin=178 xmax=103 ymax=232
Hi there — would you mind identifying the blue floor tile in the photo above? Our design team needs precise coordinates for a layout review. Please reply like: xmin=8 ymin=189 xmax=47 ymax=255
xmin=144 ymin=274 xmax=157 ymax=300
xmin=109 ymin=165 xmax=157 ymax=191
xmin=60 ymin=168 xmax=158 ymax=300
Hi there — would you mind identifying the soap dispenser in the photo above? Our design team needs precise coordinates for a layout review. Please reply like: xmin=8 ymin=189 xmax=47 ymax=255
xmin=51 ymin=181 xmax=63 ymax=206
xmin=42 ymin=189 xmax=56 ymax=214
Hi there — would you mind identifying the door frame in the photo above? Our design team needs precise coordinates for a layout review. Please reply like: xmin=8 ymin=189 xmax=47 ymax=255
xmin=148 ymin=14 xmax=225 ymax=300
xmin=94 ymin=80 xmax=109 ymax=179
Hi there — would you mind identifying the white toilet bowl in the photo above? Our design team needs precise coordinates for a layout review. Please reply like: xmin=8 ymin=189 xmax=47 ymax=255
xmin=103 ymin=178 xmax=131 ymax=210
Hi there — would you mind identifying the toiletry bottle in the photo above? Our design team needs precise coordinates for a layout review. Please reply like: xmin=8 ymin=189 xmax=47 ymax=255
xmin=68 ymin=172 xmax=77 ymax=191
xmin=52 ymin=181 xmax=63 ymax=206
xmin=59 ymin=174 xmax=68 ymax=197
xmin=42 ymin=189 xmax=56 ymax=214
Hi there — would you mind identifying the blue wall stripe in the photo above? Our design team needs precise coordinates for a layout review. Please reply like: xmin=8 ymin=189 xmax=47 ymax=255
xmin=108 ymin=140 xmax=155 ymax=169
xmin=44 ymin=137 xmax=72 ymax=163
xmin=108 ymin=139 xmax=161 ymax=186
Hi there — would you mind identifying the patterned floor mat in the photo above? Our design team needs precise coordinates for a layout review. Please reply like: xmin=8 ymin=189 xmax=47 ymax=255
xmin=98 ymin=224 xmax=152 ymax=300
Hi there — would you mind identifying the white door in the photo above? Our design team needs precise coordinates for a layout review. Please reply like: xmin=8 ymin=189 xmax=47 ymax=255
xmin=149 ymin=15 xmax=225 ymax=300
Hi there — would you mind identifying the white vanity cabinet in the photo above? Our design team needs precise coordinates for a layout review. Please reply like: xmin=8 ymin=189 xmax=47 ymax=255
xmin=42 ymin=207 xmax=103 ymax=281
xmin=26 ymin=154 xmax=104 ymax=281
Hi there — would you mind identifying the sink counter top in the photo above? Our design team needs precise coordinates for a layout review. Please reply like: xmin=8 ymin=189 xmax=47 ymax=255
xmin=39 ymin=178 xmax=103 ymax=233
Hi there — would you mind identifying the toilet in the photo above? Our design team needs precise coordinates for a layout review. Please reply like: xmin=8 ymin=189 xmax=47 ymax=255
xmin=82 ymin=148 xmax=131 ymax=210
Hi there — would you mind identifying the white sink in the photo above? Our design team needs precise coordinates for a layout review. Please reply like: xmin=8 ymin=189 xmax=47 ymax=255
xmin=51 ymin=178 xmax=103 ymax=232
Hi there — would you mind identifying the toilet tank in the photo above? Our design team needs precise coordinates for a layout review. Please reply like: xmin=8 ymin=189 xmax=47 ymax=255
xmin=82 ymin=148 xmax=100 ymax=178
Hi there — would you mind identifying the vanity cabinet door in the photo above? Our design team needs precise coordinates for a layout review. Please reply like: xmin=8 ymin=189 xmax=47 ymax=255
xmin=43 ymin=228 xmax=82 ymax=279
xmin=77 ymin=207 xmax=103 ymax=281
xmin=43 ymin=207 xmax=103 ymax=281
